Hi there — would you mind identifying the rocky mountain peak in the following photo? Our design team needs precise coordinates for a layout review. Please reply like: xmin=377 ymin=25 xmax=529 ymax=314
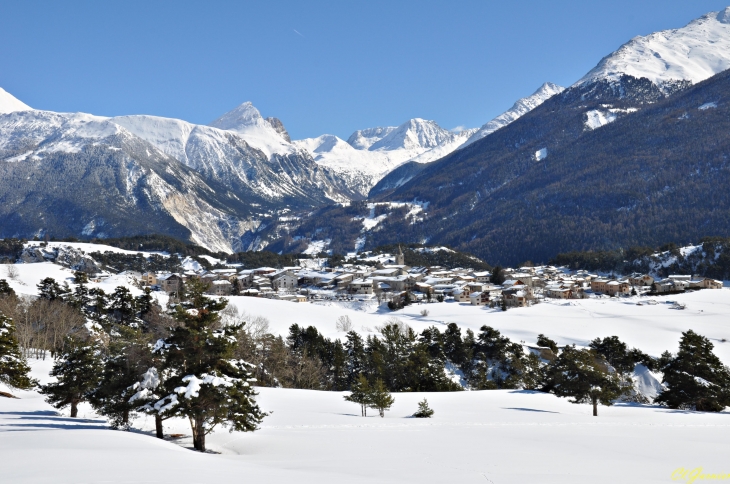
xmin=265 ymin=117 xmax=291 ymax=142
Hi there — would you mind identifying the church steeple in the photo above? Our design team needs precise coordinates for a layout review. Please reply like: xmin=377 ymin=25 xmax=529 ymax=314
xmin=395 ymin=245 xmax=405 ymax=265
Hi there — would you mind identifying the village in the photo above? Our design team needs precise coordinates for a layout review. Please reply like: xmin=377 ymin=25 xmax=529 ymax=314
xmin=133 ymin=247 xmax=724 ymax=309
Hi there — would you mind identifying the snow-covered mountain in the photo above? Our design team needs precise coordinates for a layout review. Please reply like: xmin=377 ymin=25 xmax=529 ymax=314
xmin=208 ymin=102 xmax=295 ymax=157
xmin=461 ymin=82 xmax=565 ymax=148
xmin=0 ymin=87 xmax=32 ymax=114
xmin=0 ymin=109 xmax=262 ymax=252
xmin=0 ymin=101 xmax=361 ymax=252
xmin=293 ymin=119 xmax=476 ymax=197
xmin=577 ymin=7 xmax=730 ymax=89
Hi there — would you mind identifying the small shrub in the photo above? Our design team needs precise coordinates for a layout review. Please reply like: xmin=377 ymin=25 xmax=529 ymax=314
xmin=336 ymin=315 xmax=353 ymax=332
xmin=413 ymin=398 xmax=434 ymax=418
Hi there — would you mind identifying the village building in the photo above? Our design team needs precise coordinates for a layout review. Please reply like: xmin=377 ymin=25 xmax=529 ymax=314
xmin=469 ymin=291 xmax=490 ymax=306
xmin=159 ymin=274 xmax=183 ymax=294
xmin=209 ymin=279 xmax=232 ymax=296
xmin=348 ymin=279 xmax=374 ymax=295
xmin=272 ymin=271 xmax=298 ymax=291
xmin=688 ymin=277 xmax=723 ymax=290
xmin=141 ymin=272 xmax=157 ymax=286
xmin=628 ymin=274 xmax=654 ymax=287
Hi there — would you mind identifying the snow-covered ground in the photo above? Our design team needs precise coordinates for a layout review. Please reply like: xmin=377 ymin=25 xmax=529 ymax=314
xmin=227 ymin=289 xmax=730 ymax=360
xmin=3 ymin=262 xmax=730 ymax=482
xmin=2 ymin=355 xmax=729 ymax=483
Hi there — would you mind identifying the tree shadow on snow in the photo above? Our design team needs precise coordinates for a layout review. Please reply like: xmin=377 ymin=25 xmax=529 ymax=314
xmin=0 ymin=410 xmax=106 ymax=431
xmin=503 ymin=407 xmax=559 ymax=414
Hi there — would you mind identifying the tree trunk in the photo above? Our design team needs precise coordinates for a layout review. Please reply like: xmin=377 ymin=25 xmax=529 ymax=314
xmin=191 ymin=417 xmax=206 ymax=452
xmin=592 ymin=397 xmax=598 ymax=417
xmin=155 ymin=415 xmax=164 ymax=439
xmin=122 ymin=409 xmax=129 ymax=427
xmin=70 ymin=400 xmax=78 ymax=418
xmin=379 ymin=408 xmax=384 ymax=418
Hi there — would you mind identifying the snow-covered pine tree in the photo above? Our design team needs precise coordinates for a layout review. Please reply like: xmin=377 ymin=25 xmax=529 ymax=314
xmin=655 ymin=330 xmax=730 ymax=412
xmin=546 ymin=345 xmax=624 ymax=416
xmin=128 ymin=367 xmax=168 ymax=439
xmin=0 ymin=313 xmax=36 ymax=393
xmin=40 ymin=336 xmax=103 ymax=417
xmin=413 ymin=398 xmax=434 ymax=418
xmin=368 ymin=379 xmax=394 ymax=418
xmin=150 ymin=279 xmax=266 ymax=452
xmin=344 ymin=373 xmax=371 ymax=416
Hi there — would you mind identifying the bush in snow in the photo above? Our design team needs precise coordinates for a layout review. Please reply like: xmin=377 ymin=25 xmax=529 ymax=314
xmin=412 ymin=398 xmax=434 ymax=418
xmin=336 ymin=315 xmax=353 ymax=332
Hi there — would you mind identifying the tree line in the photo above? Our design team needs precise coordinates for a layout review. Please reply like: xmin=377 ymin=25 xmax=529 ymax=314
xmin=1 ymin=274 xmax=730 ymax=452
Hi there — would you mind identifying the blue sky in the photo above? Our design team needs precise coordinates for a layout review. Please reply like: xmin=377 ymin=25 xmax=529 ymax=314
xmin=1 ymin=1 xmax=728 ymax=139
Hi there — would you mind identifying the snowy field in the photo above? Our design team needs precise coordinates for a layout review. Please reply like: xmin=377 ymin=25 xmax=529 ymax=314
xmin=2 ymin=357 xmax=729 ymax=484
xmin=227 ymin=289 xmax=730 ymax=362
xmin=2 ymin=261 xmax=730 ymax=482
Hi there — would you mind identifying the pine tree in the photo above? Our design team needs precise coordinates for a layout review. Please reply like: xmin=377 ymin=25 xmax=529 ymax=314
xmin=412 ymin=398 xmax=434 ymax=418
xmin=109 ymin=286 xmax=137 ymax=326
xmin=150 ymin=279 xmax=267 ymax=452
xmin=69 ymin=271 xmax=90 ymax=310
xmin=37 ymin=277 xmax=70 ymax=302
xmin=88 ymin=326 xmax=150 ymax=429
xmin=128 ymin=367 xmax=167 ymax=439
xmin=0 ymin=279 xmax=16 ymax=298
xmin=546 ymin=345 xmax=624 ymax=416
xmin=344 ymin=373 xmax=371 ymax=416
xmin=344 ymin=330 xmax=367 ymax=385
xmin=536 ymin=334 xmax=559 ymax=354
xmin=368 ymin=379 xmax=394 ymax=418
xmin=40 ymin=336 xmax=103 ymax=417
xmin=655 ymin=330 xmax=730 ymax=412
xmin=0 ymin=314 xmax=36 ymax=392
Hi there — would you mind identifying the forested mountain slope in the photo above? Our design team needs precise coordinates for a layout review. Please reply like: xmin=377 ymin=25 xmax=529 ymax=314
xmin=377 ymin=70 xmax=730 ymax=265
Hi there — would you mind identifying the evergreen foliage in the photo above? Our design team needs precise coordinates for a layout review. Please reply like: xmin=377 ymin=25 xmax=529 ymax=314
xmin=40 ymin=336 xmax=103 ymax=417
xmin=412 ymin=398 xmax=434 ymax=418
xmin=149 ymin=279 xmax=267 ymax=452
xmin=536 ymin=334 xmax=559 ymax=354
xmin=0 ymin=279 xmax=16 ymax=298
xmin=545 ymin=345 xmax=625 ymax=416
xmin=344 ymin=374 xmax=371 ymax=416
xmin=654 ymin=330 xmax=730 ymax=412
xmin=89 ymin=326 xmax=151 ymax=429
xmin=37 ymin=277 xmax=70 ymax=302
xmin=368 ymin=379 xmax=394 ymax=418
xmin=589 ymin=336 xmax=655 ymax=373
xmin=0 ymin=314 xmax=36 ymax=391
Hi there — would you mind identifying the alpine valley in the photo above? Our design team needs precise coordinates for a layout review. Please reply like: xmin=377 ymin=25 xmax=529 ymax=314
xmin=3 ymin=7 xmax=730 ymax=264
